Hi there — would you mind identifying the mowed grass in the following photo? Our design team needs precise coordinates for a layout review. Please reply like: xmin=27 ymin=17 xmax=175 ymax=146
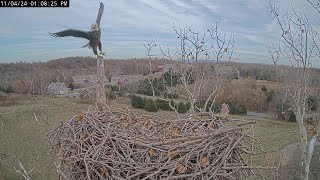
xmin=234 ymin=114 xmax=299 ymax=166
xmin=236 ymin=114 xmax=299 ymax=154
xmin=0 ymin=95 xmax=88 ymax=180
xmin=0 ymin=95 xmax=301 ymax=179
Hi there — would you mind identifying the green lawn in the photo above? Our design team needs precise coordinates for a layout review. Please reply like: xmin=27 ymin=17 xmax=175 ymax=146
xmin=0 ymin=95 xmax=87 ymax=180
xmin=0 ymin=95 xmax=304 ymax=179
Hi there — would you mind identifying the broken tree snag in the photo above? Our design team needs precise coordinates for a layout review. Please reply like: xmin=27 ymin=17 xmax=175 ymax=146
xmin=220 ymin=103 xmax=230 ymax=118
xmin=96 ymin=57 xmax=106 ymax=111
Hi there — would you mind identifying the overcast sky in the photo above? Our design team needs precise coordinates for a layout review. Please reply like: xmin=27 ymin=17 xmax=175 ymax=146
xmin=0 ymin=0 xmax=318 ymax=66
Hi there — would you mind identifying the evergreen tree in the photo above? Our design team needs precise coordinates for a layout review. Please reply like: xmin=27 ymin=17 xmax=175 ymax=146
xmin=185 ymin=101 xmax=191 ymax=110
xmin=156 ymin=99 xmax=173 ymax=111
xmin=177 ymin=101 xmax=187 ymax=113
xmin=68 ymin=83 xmax=74 ymax=91
xmin=144 ymin=99 xmax=158 ymax=112
xmin=131 ymin=96 xmax=145 ymax=109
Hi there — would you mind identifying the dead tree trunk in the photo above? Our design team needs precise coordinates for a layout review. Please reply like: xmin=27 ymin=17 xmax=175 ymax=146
xmin=96 ymin=57 xmax=106 ymax=111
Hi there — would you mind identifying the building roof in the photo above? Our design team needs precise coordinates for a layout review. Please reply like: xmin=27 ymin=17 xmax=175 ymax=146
xmin=48 ymin=82 xmax=67 ymax=91
xmin=154 ymin=64 xmax=171 ymax=72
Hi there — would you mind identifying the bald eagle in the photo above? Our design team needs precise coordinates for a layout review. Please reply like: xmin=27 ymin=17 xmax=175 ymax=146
xmin=49 ymin=2 xmax=105 ymax=58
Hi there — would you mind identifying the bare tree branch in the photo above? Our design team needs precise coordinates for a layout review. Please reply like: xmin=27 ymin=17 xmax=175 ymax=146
xmin=307 ymin=0 xmax=320 ymax=13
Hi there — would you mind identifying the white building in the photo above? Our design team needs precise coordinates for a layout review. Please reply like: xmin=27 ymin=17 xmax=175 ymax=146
xmin=47 ymin=82 xmax=68 ymax=95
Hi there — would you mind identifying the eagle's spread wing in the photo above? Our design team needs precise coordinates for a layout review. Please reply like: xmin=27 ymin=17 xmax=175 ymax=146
xmin=49 ymin=29 xmax=90 ymax=40
xmin=96 ymin=2 xmax=104 ymax=27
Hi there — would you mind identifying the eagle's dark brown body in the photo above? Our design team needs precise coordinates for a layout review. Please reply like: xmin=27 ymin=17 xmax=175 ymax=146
xmin=89 ymin=30 xmax=102 ymax=56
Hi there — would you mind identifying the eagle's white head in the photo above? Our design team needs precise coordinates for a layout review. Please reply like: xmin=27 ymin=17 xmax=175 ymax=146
xmin=91 ymin=23 xmax=99 ymax=31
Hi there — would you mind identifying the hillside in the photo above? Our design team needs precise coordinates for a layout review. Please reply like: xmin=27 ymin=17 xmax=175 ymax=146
xmin=0 ymin=57 xmax=291 ymax=88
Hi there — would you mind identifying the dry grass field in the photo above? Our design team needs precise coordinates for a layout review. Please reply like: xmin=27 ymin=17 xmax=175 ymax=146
xmin=0 ymin=94 xmax=317 ymax=179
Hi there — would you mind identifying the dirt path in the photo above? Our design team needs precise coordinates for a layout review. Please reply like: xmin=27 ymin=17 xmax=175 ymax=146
xmin=247 ymin=111 xmax=273 ymax=119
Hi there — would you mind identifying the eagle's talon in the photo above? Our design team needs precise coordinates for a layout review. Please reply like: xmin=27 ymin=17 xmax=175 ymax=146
xmin=100 ymin=52 xmax=106 ymax=56
xmin=96 ymin=55 xmax=103 ymax=59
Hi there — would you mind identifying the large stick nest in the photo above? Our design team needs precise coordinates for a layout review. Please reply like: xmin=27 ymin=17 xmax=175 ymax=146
xmin=48 ymin=108 xmax=256 ymax=180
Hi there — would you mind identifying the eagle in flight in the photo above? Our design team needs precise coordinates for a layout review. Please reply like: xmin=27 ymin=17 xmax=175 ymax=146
xmin=49 ymin=2 xmax=105 ymax=58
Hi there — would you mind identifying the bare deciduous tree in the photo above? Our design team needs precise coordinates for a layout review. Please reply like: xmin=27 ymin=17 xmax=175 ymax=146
xmin=143 ymin=41 xmax=158 ymax=97
xmin=36 ymin=65 xmax=51 ymax=95
xmin=172 ymin=24 xmax=238 ymax=114
xmin=268 ymin=2 xmax=320 ymax=179
xmin=173 ymin=26 xmax=209 ymax=113
xmin=158 ymin=45 xmax=181 ymax=116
